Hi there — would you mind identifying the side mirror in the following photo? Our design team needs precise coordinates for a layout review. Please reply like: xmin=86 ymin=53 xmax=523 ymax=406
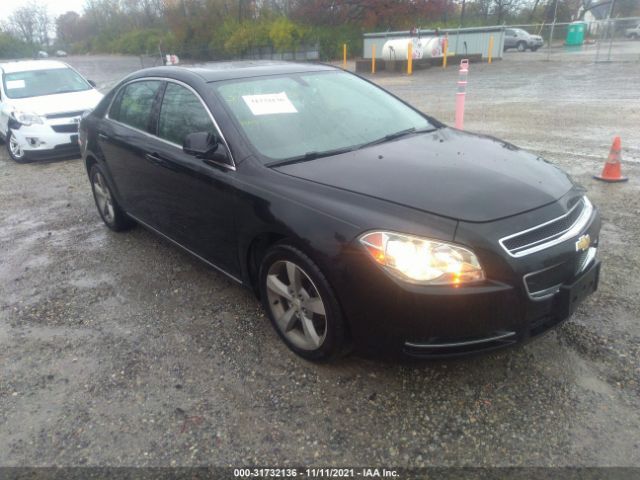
xmin=87 ymin=79 xmax=97 ymax=88
xmin=183 ymin=131 xmax=219 ymax=158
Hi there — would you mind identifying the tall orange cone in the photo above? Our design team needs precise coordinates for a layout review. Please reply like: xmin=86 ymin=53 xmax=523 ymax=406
xmin=594 ymin=136 xmax=628 ymax=183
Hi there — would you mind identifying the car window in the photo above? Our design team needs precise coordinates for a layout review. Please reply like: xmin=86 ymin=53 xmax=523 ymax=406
xmin=506 ymin=29 xmax=515 ymax=36
xmin=158 ymin=83 xmax=215 ymax=146
xmin=111 ymin=80 xmax=162 ymax=132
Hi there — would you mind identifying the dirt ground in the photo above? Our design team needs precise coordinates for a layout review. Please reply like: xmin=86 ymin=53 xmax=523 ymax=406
xmin=1 ymin=44 xmax=639 ymax=467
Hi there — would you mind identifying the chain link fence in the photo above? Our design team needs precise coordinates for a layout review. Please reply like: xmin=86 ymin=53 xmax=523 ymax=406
xmin=137 ymin=43 xmax=321 ymax=69
xmin=510 ymin=17 xmax=640 ymax=62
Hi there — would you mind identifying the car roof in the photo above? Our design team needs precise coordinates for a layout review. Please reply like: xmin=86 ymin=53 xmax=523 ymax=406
xmin=0 ymin=60 xmax=69 ymax=74
xmin=130 ymin=61 xmax=337 ymax=84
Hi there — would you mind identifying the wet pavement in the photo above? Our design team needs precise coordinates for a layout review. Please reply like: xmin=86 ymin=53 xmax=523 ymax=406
xmin=1 ymin=47 xmax=639 ymax=467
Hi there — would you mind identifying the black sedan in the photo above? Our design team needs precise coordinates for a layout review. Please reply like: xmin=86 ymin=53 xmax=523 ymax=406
xmin=79 ymin=61 xmax=601 ymax=361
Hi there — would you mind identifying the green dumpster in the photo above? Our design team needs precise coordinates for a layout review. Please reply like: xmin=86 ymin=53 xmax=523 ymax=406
xmin=566 ymin=21 xmax=586 ymax=46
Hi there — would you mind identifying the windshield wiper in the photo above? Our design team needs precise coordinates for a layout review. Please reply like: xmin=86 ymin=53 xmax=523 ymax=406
xmin=266 ymin=146 xmax=354 ymax=168
xmin=357 ymin=127 xmax=437 ymax=150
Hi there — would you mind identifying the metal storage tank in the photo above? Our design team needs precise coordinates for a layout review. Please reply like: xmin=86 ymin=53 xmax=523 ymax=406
xmin=381 ymin=38 xmax=423 ymax=61
xmin=381 ymin=37 xmax=447 ymax=60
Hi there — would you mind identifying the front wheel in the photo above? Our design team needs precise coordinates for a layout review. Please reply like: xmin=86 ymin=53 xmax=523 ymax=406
xmin=531 ymin=46 xmax=539 ymax=52
xmin=7 ymin=130 xmax=28 ymax=163
xmin=89 ymin=164 xmax=135 ymax=231
xmin=259 ymin=244 xmax=348 ymax=361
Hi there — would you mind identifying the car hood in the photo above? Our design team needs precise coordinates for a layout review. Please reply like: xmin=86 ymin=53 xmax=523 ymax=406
xmin=8 ymin=89 xmax=103 ymax=116
xmin=273 ymin=128 xmax=574 ymax=223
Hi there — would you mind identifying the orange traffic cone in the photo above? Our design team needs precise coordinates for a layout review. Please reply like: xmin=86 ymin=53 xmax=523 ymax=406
xmin=594 ymin=136 xmax=628 ymax=183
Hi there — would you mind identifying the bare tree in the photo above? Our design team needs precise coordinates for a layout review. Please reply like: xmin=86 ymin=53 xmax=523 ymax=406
xmin=7 ymin=1 xmax=50 ymax=46
xmin=8 ymin=2 xmax=38 ymax=45
xmin=35 ymin=4 xmax=50 ymax=46
xmin=492 ymin=0 xmax=523 ymax=23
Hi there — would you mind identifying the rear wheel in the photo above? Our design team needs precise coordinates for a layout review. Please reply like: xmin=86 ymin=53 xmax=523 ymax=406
xmin=259 ymin=243 xmax=348 ymax=361
xmin=7 ymin=130 xmax=28 ymax=163
xmin=89 ymin=164 xmax=135 ymax=231
xmin=517 ymin=41 xmax=526 ymax=52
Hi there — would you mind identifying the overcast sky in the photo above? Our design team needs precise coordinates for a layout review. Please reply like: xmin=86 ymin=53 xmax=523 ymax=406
xmin=1 ymin=0 xmax=85 ymax=22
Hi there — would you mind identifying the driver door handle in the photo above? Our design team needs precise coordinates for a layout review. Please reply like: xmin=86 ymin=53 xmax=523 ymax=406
xmin=145 ymin=153 xmax=162 ymax=164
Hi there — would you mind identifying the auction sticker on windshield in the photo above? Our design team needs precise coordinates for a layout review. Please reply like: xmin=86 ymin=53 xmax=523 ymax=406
xmin=6 ymin=80 xmax=26 ymax=89
xmin=242 ymin=92 xmax=298 ymax=115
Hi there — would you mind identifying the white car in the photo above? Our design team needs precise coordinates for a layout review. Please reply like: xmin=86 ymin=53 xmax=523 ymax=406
xmin=0 ymin=60 xmax=103 ymax=162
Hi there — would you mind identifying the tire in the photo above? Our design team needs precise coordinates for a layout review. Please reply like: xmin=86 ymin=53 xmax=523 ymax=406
xmin=531 ymin=46 xmax=539 ymax=52
xmin=259 ymin=243 xmax=348 ymax=361
xmin=6 ymin=130 xmax=29 ymax=163
xmin=89 ymin=164 xmax=135 ymax=232
xmin=517 ymin=41 xmax=526 ymax=52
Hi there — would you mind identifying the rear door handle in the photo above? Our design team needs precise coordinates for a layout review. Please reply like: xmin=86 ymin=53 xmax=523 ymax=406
xmin=98 ymin=132 xmax=109 ymax=140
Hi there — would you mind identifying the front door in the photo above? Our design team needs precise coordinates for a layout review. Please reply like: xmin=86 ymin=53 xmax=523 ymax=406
xmin=140 ymin=82 xmax=239 ymax=274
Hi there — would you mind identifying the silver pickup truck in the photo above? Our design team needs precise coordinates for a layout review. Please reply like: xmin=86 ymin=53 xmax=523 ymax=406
xmin=504 ymin=28 xmax=544 ymax=52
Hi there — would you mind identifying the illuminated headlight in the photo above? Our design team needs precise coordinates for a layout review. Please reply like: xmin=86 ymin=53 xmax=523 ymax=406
xmin=359 ymin=231 xmax=485 ymax=285
xmin=13 ymin=111 xmax=44 ymax=126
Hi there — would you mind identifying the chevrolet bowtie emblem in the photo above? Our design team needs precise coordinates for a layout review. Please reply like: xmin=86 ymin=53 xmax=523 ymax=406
xmin=575 ymin=234 xmax=591 ymax=252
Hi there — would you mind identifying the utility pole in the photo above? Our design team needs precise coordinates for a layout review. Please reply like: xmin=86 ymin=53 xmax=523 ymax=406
xmin=546 ymin=0 xmax=559 ymax=61
xmin=459 ymin=0 xmax=466 ymax=28
xmin=606 ymin=0 xmax=617 ymax=61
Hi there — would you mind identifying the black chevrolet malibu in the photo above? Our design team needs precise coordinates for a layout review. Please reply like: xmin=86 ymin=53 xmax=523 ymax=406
xmin=79 ymin=61 xmax=601 ymax=361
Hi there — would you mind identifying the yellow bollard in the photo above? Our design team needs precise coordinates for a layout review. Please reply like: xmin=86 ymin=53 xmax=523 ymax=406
xmin=443 ymin=36 xmax=448 ymax=68
xmin=343 ymin=43 xmax=347 ymax=68
xmin=372 ymin=44 xmax=376 ymax=74
xmin=488 ymin=35 xmax=494 ymax=64
xmin=407 ymin=42 xmax=413 ymax=75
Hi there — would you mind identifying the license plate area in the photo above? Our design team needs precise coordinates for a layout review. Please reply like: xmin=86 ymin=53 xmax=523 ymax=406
xmin=557 ymin=261 xmax=600 ymax=318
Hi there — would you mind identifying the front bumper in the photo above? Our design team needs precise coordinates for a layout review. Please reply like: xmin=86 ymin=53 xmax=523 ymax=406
xmin=336 ymin=200 xmax=601 ymax=358
xmin=10 ymin=123 xmax=80 ymax=160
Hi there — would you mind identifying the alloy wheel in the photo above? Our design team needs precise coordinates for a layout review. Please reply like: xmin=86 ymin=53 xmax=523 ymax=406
xmin=92 ymin=171 xmax=116 ymax=224
xmin=9 ymin=133 xmax=25 ymax=160
xmin=265 ymin=260 xmax=328 ymax=351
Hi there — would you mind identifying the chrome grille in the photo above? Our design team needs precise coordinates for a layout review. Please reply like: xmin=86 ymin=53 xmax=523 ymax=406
xmin=500 ymin=197 xmax=593 ymax=257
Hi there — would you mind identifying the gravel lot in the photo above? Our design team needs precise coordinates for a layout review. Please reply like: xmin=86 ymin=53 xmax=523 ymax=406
xmin=1 ymin=46 xmax=639 ymax=468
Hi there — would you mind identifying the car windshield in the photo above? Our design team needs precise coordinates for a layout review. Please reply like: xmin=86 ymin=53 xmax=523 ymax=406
xmin=214 ymin=71 xmax=435 ymax=161
xmin=3 ymin=67 xmax=91 ymax=99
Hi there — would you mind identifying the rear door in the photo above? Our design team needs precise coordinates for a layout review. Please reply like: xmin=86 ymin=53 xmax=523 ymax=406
xmin=98 ymin=79 xmax=164 ymax=220
xmin=136 ymin=81 xmax=239 ymax=274
xmin=504 ymin=29 xmax=516 ymax=48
